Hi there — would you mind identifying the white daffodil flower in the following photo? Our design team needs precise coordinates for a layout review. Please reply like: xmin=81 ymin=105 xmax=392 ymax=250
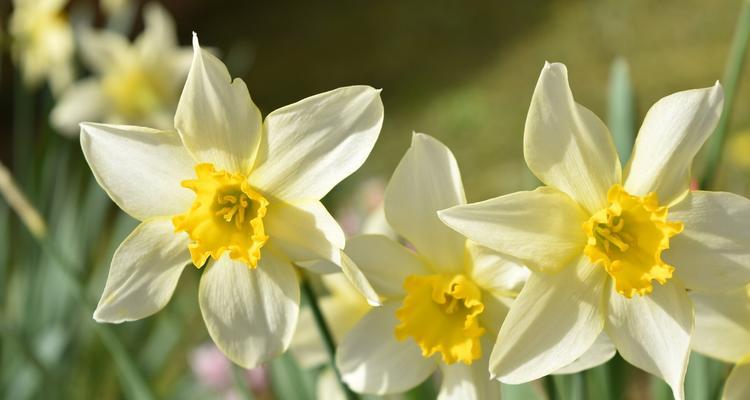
xmin=52 ymin=3 xmax=191 ymax=136
xmin=9 ymin=0 xmax=74 ymax=95
xmin=335 ymin=133 xmax=532 ymax=399
xmin=81 ymin=33 xmax=383 ymax=368
xmin=439 ymin=62 xmax=750 ymax=399
xmin=691 ymin=286 xmax=750 ymax=400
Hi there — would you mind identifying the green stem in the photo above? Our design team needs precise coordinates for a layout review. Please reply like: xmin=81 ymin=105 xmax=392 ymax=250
xmin=231 ymin=363 xmax=256 ymax=400
xmin=701 ymin=0 xmax=750 ymax=189
xmin=544 ymin=375 xmax=559 ymax=400
xmin=299 ymin=272 xmax=360 ymax=400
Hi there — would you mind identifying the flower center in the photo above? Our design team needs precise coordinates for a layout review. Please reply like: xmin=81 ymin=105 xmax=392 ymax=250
xmin=395 ymin=274 xmax=485 ymax=365
xmin=583 ymin=184 xmax=683 ymax=298
xmin=173 ymin=163 xmax=269 ymax=268
xmin=102 ymin=66 xmax=170 ymax=120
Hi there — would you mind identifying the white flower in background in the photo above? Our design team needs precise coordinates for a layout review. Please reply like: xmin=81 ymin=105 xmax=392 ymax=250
xmin=691 ymin=286 xmax=750 ymax=400
xmin=335 ymin=133 xmax=532 ymax=399
xmin=439 ymin=62 xmax=750 ymax=399
xmin=9 ymin=0 xmax=74 ymax=95
xmin=52 ymin=3 xmax=191 ymax=135
xmin=81 ymin=33 xmax=383 ymax=368
xmin=101 ymin=0 xmax=130 ymax=17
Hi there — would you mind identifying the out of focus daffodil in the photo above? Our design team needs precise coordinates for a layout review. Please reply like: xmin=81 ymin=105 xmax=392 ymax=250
xmin=439 ymin=62 xmax=750 ymax=399
xmin=81 ymin=33 xmax=383 ymax=368
xmin=691 ymin=286 xmax=750 ymax=400
xmin=726 ymin=130 xmax=750 ymax=170
xmin=334 ymin=133 xmax=534 ymax=399
xmin=9 ymin=0 xmax=74 ymax=95
xmin=52 ymin=3 xmax=191 ymax=135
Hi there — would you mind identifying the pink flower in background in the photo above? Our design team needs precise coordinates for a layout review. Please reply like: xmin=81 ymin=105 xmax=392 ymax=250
xmin=190 ymin=342 xmax=269 ymax=399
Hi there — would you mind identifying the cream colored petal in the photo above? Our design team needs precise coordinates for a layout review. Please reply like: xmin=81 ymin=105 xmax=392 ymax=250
xmin=605 ymin=280 xmax=693 ymax=400
xmin=93 ymin=219 xmax=190 ymax=323
xmin=690 ymin=288 xmax=750 ymax=363
xmin=439 ymin=187 xmax=587 ymax=274
xmin=51 ymin=78 xmax=107 ymax=136
xmin=317 ymin=368 xmax=348 ymax=400
xmin=175 ymin=34 xmax=262 ymax=174
xmin=80 ymin=123 xmax=196 ymax=221
xmin=265 ymin=199 xmax=345 ymax=265
xmin=345 ymin=234 xmax=429 ymax=298
xmin=337 ymin=301 xmax=437 ymax=394
xmin=79 ymin=28 xmax=131 ymax=74
xmin=135 ymin=3 xmax=178 ymax=65
xmin=339 ymin=250 xmax=381 ymax=306
xmin=437 ymin=337 xmax=500 ymax=400
xmin=250 ymin=86 xmax=382 ymax=201
xmin=199 ymin=252 xmax=300 ymax=368
xmin=553 ymin=333 xmax=616 ymax=375
xmin=468 ymin=242 xmax=530 ymax=297
xmin=624 ymin=84 xmax=724 ymax=206
xmin=725 ymin=362 xmax=750 ymax=400
xmin=667 ymin=191 xmax=750 ymax=291
xmin=289 ymin=307 xmax=328 ymax=369
xmin=524 ymin=62 xmax=621 ymax=214
xmin=489 ymin=257 xmax=607 ymax=383
xmin=478 ymin=293 xmax=511 ymax=340
xmin=384 ymin=133 xmax=467 ymax=274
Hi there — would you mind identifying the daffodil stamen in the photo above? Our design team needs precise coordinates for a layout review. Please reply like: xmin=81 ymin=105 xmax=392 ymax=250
xmin=583 ymin=184 xmax=684 ymax=298
xmin=395 ymin=274 xmax=485 ymax=365
xmin=173 ymin=163 xmax=269 ymax=268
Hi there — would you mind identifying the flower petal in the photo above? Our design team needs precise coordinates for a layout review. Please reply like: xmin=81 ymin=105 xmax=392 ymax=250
xmin=524 ymin=62 xmax=621 ymax=214
xmin=624 ymin=83 xmax=723 ymax=205
xmin=384 ymin=133 xmax=467 ymax=274
xmin=489 ymin=257 xmax=607 ymax=383
xmin=175 ymin=34 xmax=262 ymax=174
xmin=199 ymin=252 xmax=300 ymax=368
xmin=690 ymin=288 xmax=750 ymax=363
xmin=345 ymin=234 xmax=429 ymax=298
xmin=93 ymin=219 xmax=190 ymax=323
xmin=468 ymin=242 xmax=529 ymax=296
xmin=667 ymin=191 xmax=750 ymax=291
xmin=437 ymin=338 xmax=500 ymax=400
xmin=439 ymin=187 xmax=588 ymax=274
xmin=250 ymin=85 xmax=383 ymax=201
xmin=51 ymin=78 xmax=107 ymax=135
xmin=80 ymin=123 xmax=196 ymax=221
xmin=78 ymin=28 xmax=131 ymax=74
xmin=265 ymin=199 xmax=345 ymax=264
xmin=135 ymin=3 xmax=178 ymax=65
xmin=725 ymin=362 xmax=750 ymax=400
xmin=289 ymin=307 xmax=328 ymax=368
xmin=605 ymin=280 xmax=693 ymax=400
xmin=553 ymin=333 xmax=616 ymax=374
xmin=336 ymin=301 xmax=437 ymax=394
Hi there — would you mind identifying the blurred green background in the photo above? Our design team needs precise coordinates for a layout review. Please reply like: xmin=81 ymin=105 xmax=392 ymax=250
xmin=0 ymin=0 xmax=749 ymax=399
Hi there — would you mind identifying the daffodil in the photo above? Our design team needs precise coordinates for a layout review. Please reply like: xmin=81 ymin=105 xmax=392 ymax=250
xmin=9 ymin=0 xmax=74 ymax=95
xmin=334 ymin=133 xmax=533 ymax=399
xmin=438 ymin=62 xmax=750 ymax=399
xmin=82 ymin=33 xmax=383 ymax=368
xmin=691 ymin=285 xmax=750 ymax=400
xmin=52 ymin=3 xmax=191 ymax=135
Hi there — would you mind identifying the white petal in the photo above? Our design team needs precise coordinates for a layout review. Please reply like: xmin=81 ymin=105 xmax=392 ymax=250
xmin=199 ymin=252 xmax=300 ymax=368
xmin=384 ymin=133 xmax=467 ymax=274
xmin=553 ymin=333 xmax=616 ymax=375
xmin=439 ymin=187 xmax=588 ymax=274
xmin=725 ymin=362 xmax=750 ymax=400
xmin=175 ymin=34 xmax=262 ymax=174
xmin=468 ymin=242 xmax=530 ymax=297
xmin=437 ymin=338 xmax=500 ymax=400
xmin=250 ymin=86 xmax=383 ymax=201
xmin=336 ymin=301 xmax=437 ymax=394
xmin=135 ymin=3 xmax=178 ymax=65
xmin=317 ymin=368 xmax=348 ymax=400
xmin=690 ymin=288 xmax=750 ymax=363
xmin=667 ymin=191 xmax=750 ymax=291
xmin=94 ymin=219 xmax=190 ymax=323
xmin=524 ymin=62 xmax=621 ymax=214
xmin=289 ymin=308 xmax=328 ymax=368
xmin=265 ymin=200 xmax=345 ymax=265
xmin=478 ymin=293 xmax=511 ymax=337
xmin=605 ymin=280 xmax=693 ymax=400
xmin=339 ymin=250 xmax=381 ymax=306
xmin=50 ymin=78 xmax=107 ymax=135
xmin=78 ymin=28 xmax=131 ymax=74
xmin=624 ymin=84 xmax=723 ymax=205
xmin=489 ymin=257 xmax=607 ymax=383
xmin=80 ymin=123 xmax=196 ymax=221
xmin=345 ymin=234 xmax=429 ymax=298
